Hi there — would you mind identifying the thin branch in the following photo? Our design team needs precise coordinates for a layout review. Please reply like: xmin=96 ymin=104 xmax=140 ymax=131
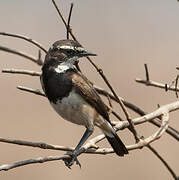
xmin=147 ymin=145 xmax=178 ymax=180
xmin=0 ymin=137 xmax=74 ymax=152
xmin=67 ymin=3 xmax=74 ymax=39
xmin=0 ymin=46 xmax=43 ymax=65
xmin=136 ymin=65 xmax=179 ymax=94
xmin=0 ymin=155 xmax=67 ymax=171
xmin=17 ymin=86 xmax=45 ymax=97
xmin=2 ymin=69 xmax=41 ymax=76
xmin=51 ymin=0 xmax=67 ymax=27
xmin=175 ymin=75 xmax=179 ymax=98
xmin=144 ymin=63 xmax=150 ymax=82
xmin=135 ymin=78 xmax=179 ymax=92
xmin=51 ymin=0 xmax=77 ymax=41
xmin=123 ymin=100 xmax=179 ymax=141
xmin=0 ymin=32 xmax=47 ymax=54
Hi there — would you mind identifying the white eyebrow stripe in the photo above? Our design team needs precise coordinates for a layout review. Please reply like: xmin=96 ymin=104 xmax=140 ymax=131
xmin=75 ymin=47 xmax=85 ymax=51
xmin=57 ymin=45 xmax=74 ymax=50
xmin=56 ymin=45 xmax=85 ymax=52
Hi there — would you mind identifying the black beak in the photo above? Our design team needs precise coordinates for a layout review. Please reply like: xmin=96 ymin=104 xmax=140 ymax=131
xmin=79 ymin=50 xmax=97 ymax=57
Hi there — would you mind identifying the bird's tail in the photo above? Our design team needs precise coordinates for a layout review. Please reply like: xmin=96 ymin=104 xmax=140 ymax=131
xmin=100 ymin=121 xmax=128 ymax=156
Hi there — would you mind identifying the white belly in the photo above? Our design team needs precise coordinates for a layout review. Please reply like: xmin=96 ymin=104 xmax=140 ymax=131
xmin=50 ymin=90 xmax=95 ymax=129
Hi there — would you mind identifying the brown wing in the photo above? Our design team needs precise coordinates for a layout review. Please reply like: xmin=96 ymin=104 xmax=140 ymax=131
xmin=71 ymin=72 xmax=110 ymax=121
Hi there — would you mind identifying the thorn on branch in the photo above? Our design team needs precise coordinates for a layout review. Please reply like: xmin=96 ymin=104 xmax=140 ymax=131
xmin=37 ymin=50 xmax=43 ymax=65
xmin=165 ymin=84 xmax=168 ymax=91
xmin=175 ymin=75 xmax=179 ymax=98
xmin=144 ymin=63 xmax=150 ymax=83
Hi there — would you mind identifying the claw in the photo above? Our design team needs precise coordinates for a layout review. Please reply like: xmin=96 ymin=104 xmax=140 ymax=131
xmin=63 ymin=151 xmax=81 ymax=169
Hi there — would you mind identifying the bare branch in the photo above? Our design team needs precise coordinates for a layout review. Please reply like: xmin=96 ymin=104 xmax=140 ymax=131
xmin=144 ymin=63 xmax=150 ymax=82
xmin=0 ymin=155 xmax=67 ymax=171
xmin=136 ymin=65 xmax=179 ymax=96
xmin=67 ymin=3 xmax=74 ymax=39
xmin=175 ymin=75 xmax=179 ymax=98
xmin=17 ymin=86 xmax=45 ymax=97
xmin=2 ymin=69 xmax=41 ymax=76
xmin=0 ymin=46 xmax=43 ymax=65
xmin=0 ymin=32 xmax=47 ymax=54
xmin=147 ymin=145 xmax=178 ymax=180
xmin=51 ymin=0 xmax=77 ymax=41
xmin=135 ymin=78 xmax=179 ymax=92
xmin=51 ymin=0 xmax=67 ymax=27
xmin=123 ymin=100 xmax=179 ymax=140
xmin=0 ymin=137 xmax=74 ymax=152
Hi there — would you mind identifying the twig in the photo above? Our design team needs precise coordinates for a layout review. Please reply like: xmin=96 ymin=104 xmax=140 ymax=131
xmin=51 ymin=0 xmax=77 ymax=41
xmin=147 ymin=145 xmax=178 ymax=180
xmin=136 ymin=65 xmax=179 ymax=94
xmin=17 ymin=86 xmax=45 ymax=97
xmin=144 ymin=64 xmax=150 ymax=82
xmin=0 ymin=46 xmax=43 ymax=65
xmin=175 ymin=75 xmax=179 ymax=98
xmin=0 ymin=32 xmax=47 ymax=54
xmin=0 ymin=137 xmax=74 ymax=152
xmin=67 ymin=3 xmax=74 ymax=39
xmin=0 ymin=155 xmax=67 ymax=171
xmin=2 ymin=69 xmax=41 ymax=76
xmin=123 ymin=100 xmax=179 ymax=141
xmin=135 ymin=78 xmax=179 ymax=92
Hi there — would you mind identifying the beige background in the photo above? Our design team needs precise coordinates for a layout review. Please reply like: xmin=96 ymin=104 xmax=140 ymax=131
xmin=0 ymin=0 xmax=179 ymax=179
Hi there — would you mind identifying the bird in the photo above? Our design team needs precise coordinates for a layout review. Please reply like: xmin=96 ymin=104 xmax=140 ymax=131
xmin=40 ymin=39 xmax=128 ymax=168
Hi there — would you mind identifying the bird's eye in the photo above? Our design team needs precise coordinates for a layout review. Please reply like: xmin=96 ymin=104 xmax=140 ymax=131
xmin=66 ymin=49 xmax=74 ymax=55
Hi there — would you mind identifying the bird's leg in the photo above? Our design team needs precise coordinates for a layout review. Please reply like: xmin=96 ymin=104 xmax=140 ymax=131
xmin=64 ymin=129 xmax=93 ymax=168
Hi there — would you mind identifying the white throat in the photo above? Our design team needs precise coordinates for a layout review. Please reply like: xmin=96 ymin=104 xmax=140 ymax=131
xmin=54 ymin=62 xmax=74 ymax=73
xmin=54 ymin=56 xmax=78 ymax=73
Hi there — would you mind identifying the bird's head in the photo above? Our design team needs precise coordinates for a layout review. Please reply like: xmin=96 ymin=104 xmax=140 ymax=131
xmin=44 ymin=39 xmax=97 ymax=66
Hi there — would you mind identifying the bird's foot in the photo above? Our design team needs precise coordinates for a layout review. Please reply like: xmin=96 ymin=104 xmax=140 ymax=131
xmin=63 ymin=151 xmax=81 ymax=169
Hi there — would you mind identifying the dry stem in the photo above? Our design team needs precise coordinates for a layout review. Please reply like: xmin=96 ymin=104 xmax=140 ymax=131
xmin=0 ymin=32 xmax=47 ymax=54
xmin=0 ymin=46 xmax=43 ymax=65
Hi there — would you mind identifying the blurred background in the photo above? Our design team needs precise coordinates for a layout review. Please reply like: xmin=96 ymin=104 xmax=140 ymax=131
xmin=0 ymin=0 xmax=179 ymax=179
